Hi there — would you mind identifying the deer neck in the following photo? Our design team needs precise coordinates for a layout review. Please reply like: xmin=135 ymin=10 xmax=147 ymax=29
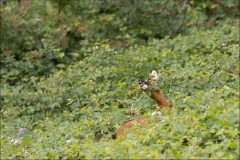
xmin=150 ymin=87 xmax=170 ymax=109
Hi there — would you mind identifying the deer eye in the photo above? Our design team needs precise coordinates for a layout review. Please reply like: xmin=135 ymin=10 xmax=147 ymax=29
xmin=138 ymin=80 xmax=144 ymax=84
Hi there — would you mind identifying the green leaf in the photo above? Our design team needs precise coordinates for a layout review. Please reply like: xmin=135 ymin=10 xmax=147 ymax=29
xmin=228 ymin=141 xmax=237 ymax=149
xmin=21 ymin=138 xmax=35 ymax=146
xmin=0 ymin=140 xmax=4 ymax=147
xmin=58 ymin=52 xmax=65 ymax=59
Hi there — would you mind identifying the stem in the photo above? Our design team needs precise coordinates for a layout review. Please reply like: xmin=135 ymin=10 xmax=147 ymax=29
xmin=67 ymin=73 xmax=83 ymax=108
xmin=192 ymin=138 xmax=220 ymax=153
xmin=211 ymin=73 xmax=224 ymax=86
xmin=130 ymin=103 xmax=134 ymax=121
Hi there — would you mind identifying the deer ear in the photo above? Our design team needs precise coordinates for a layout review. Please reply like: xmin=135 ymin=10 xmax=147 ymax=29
xmin=151 ymin=70 xmax=159 ymax=81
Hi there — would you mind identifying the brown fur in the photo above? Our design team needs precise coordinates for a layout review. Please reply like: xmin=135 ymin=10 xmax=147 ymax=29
xmin=116 ymin=118 xmax=149 ymax=137
xmin=149 ymin=87 xmax=170 ymax=109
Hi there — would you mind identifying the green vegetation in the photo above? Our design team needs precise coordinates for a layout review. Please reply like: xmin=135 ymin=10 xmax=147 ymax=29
xmin=1 ymin=0 xmax=239 ymax=159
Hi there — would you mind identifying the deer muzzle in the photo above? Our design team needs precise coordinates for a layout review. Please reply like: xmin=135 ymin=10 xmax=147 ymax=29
xmin=138 ymin=80 xmax=149 ymax=90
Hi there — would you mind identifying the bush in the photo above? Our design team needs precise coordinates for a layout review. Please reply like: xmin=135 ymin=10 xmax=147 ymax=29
xmin=1 ymin=0 xmax=239 ymax=85
xmin=1 ymin=21 xmax=239 ymax=158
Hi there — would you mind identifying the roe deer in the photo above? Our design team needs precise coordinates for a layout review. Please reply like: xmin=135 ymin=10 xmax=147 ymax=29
xmin=116 ymin=70 xmax=170 ymax=138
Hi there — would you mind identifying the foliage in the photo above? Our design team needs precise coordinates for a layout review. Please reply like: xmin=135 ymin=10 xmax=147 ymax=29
xmin=52 ymin=0 xmax=239 ymax=53
xmin=1 ymin=0 xmax=239 ymax=85
xmin=55 ymin=0 xmax=239 ymax=40
xmin=1 ymin=16 xmax=239 ymax=159
xmin=1 ymin=0 xmax=88 ymax=84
